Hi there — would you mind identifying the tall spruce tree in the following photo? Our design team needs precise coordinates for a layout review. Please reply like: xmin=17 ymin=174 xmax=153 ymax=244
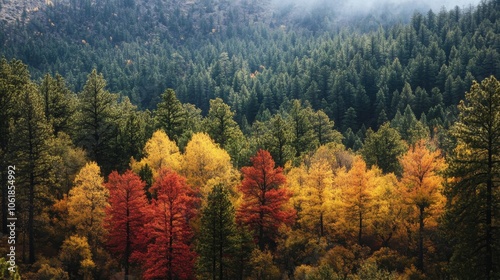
xmin=155 ymin=88 xmax=185 ymax=143
xmin=9 ymin=83 xmax=53 ymax=264
xmin=77 ymin=69 xmax=118 ymax=174
xmin=0 ymin=58 xmax=30 ymax=235
xmin=197 ymin=184 xmax=238 ymax=280
xmin=39 ymin=73 xmax=76 ymax=136
xmin=445 ymin=76 xmax=500 ymax=280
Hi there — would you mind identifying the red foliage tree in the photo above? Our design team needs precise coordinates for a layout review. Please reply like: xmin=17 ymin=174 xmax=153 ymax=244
xmin=236 ymin=149 xmax=296 ymax=250
xmin=135 ymin=168 xmax=198 ymax=280
xmin=104 ymin=170 xmax=147 ymax=277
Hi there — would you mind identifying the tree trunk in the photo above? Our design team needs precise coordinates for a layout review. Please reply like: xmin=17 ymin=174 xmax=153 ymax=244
xmin=418 ymin=205 xmax=425 ymax=272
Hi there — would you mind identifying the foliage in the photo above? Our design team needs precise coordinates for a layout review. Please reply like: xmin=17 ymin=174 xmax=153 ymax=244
xmin=445 ymin=76 xmax=500 ymax=279
xmin=134 ymin=168 xmax=198 ymax=280
xmin=196 ymin=184 xmax=238 ymax=280
xmin=236 ymin=150 xmax=296 ymax=250
xmin=104 ymin=170 xmax=147 ymax=277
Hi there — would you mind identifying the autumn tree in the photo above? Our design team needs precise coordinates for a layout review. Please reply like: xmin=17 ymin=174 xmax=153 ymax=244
xmin=68 ymin=162 xmax=109 ymax=251
xmin=399 ymin=140 xmax=445 ymax=272
xmin=197 ymin=184 xmax=238 ymax=280
xmin=131 ymin=129 xmax=182 ymax=177
xmin=135 ymin=168 xmax=198 ymax=280
xmin=105 ymin=170 xmax=148 ymax=278
xmin=236 ymin=150 xmax=295 ymax=250
xmin=445 ymin=76 xmax=500 ymax=280
xmin=300 ymin=158 xmax=335 ymax=238
xmin=338 ymin=156 xmax=375 ymax=245
xmin=182 ymin=132 xmax=234 ymax=194
xmin=59 ymin=235 xmax=95 ymax=280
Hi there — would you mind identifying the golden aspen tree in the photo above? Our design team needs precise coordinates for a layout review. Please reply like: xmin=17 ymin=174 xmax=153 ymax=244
xmin=300 ymin=159 xmax=334 ymax=238
xmin=182 ymin=132 xmax=235 ymax=195
xmin=67 ymin=162 xmax=109 ymax=250
xmin=130 ymin=129 xmax=182 ymax=177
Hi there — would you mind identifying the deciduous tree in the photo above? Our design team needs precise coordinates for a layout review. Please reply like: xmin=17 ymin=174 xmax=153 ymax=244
xmin=399 ymin=140 xmax=445 ymax=272
xmin=135 ymin=168 xmax=198 ymax=280
xmin=236 ymin=150 xmax=295 ymax=250
xmin=105 ymin=170 xmax=148 ymax=278
xmin=68 ymin=162 xmax=109 ymax=251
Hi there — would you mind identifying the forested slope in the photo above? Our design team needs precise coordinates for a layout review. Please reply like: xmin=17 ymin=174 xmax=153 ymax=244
xmin=0 ymin=0 xmax=499 ymax=279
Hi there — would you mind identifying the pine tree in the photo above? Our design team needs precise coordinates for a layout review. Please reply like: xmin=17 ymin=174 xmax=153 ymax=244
xmin=445 ymin=76 xmax=500 ymax=280
xmin=155 ymin=88 xmax=185 ymax=142
xmin=77 ymin=69 xmax=118 ymax=174
xmin=9 ymin=83 xmax=53 ymax=264
xmin=0 ymin=58 xmax=30 ymax=235
xmin=39 ymin=73 xmax=76 ymax=136
xmin=361 ymin=123 xmax=407 ymax=175
xmin=197 ymin=184 xmax=238 ymax=280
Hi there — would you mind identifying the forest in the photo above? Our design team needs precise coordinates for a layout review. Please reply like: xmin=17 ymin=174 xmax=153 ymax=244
xmin=0 ymin=0 xmax=499 ymax=279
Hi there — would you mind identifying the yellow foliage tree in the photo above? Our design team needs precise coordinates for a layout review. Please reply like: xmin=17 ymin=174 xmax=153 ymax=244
xmin=130 ymin=129 xmax=182 ymax=177
xmin=67 ymin=162 xmax=109 ymax=250
xmin=399 ymin=140 xmax=446 ymax=272
xmin=370 ymin=170 xmax=405 ymax=247
xmin=59 ymin=235 xmax=95 ymax=280
xmin=182 ymin=132 xmax=235 ymax=195
xmin=337 ymin=156 xmax=375 ymax=245
xmin=300 ymin=159 xmax=335 ymax=238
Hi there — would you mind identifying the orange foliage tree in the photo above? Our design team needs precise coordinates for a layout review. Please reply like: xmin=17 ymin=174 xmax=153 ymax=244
xmin=399 ymin=140 xmax=445 ymax=272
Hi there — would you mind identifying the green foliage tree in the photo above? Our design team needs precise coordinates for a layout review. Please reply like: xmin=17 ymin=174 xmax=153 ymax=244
xmin=155 ymin=88 xmax=185 ymax=142
xmin=39 ymin=73 xmax=76 ymax=136
xmin=361 ymin=123 xmax=407 ymax=175
xmin=0 ymin=58 xmax=30 ymax=235
xmin=445 ymin=76 xmax=500 ymax=280
xmin=9 ymin=83 xmax=53 ymax=264
xmin=76 ymin=69 xmax=118 ymax=174
xmin=197 ymin=184 xmax=238 ymax=280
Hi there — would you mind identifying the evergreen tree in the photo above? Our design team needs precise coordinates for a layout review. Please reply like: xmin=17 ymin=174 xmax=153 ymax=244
xmin=0 ymin=58 xmax=30 ymax=235
xmin=76 ymin=69 xmax=118 ymax=174
xmin=445 ymin=76 xmax=500 ymax=280
xmin=39 ymin=73 xmax=76 ymax=136
xmin=361 ymin=123 xmax=406 ymax=175
xmin=197 ymin=184 xmax=238 ymax=280
xmin=9 ymin=83 xmax=53 ymax=264
xmin=155 ymin=88 xmax=185 ymax=143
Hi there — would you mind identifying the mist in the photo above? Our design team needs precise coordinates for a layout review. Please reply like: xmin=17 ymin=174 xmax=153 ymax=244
xmin=271 ymin=0 xmax=482 ymax=19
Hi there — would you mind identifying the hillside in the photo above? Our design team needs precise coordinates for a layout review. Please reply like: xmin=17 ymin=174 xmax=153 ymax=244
xmin=0 ymin=0 xmax=499 ymax=279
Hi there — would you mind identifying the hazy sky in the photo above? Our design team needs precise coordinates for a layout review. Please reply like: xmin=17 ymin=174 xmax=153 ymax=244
xmin=272 ymin=0 xmax=483 ymax=15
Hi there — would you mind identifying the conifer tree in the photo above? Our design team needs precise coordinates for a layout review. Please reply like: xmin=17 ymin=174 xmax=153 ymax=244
xmin=155 ymin=88 xmax=185 ymax=142
xmin=197 ymin=184 xmax=238 ymax=280
xmin=39 ymin=73 xmax=76 ymax=136
xmin=9 ymin=83 xmax=53 ymax=264
xmin=445 ymin=76 xmax=500 ymax=280
xmin=0 ymin=58 xmax=30 ymax=235
xmin=77 ymin=69 xmax=118 ymax=173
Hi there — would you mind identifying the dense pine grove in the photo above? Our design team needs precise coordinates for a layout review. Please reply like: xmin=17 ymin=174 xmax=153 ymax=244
xmin=0 ymin=0 xmax=499 ymax=279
